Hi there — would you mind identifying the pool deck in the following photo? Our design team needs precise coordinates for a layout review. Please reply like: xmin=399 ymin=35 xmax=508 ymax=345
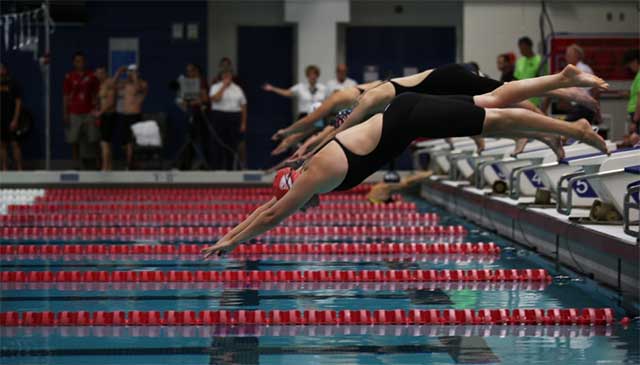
xmin=421 ymin=176 xmax=640 ymax=308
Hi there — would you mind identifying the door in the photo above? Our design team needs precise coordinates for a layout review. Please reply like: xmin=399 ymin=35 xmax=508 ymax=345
xmin=238 ymin=26 xmax=294 ymax=169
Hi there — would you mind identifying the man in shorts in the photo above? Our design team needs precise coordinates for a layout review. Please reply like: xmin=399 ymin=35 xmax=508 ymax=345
xmin=120 ymin=64 xmax=148 ymax=169
xmin=63 ymin=52 xmax=99 ymax=168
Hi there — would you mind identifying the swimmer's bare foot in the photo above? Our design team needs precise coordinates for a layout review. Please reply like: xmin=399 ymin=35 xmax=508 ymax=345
xmin=561 ymin=64 xmax=609 ymax=90
xmin=540 ymin=135 xmax=565 ymax=160
xmin=511 ymin=138 xmax=529 ymax=156
xmin=575 ymin=118 xmax=608 ymax=154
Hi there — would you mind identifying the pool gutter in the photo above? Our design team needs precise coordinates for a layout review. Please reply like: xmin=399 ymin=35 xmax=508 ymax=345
xmin=420 ymin=177 xmax=640 ymax=309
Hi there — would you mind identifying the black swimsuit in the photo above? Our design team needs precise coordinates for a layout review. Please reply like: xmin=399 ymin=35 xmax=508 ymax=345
xmin=330 ymin=64 xmax=499 ymax=191
xmin=332 ymin=93 xmax=485 ymax=191
xmin=389 ymin=63 xmax=503 ymax=97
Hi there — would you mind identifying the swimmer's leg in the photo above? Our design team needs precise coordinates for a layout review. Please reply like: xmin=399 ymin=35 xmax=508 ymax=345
xmin=474 ymin=65 xmax=607 ymax=108
xmin=482 ymin=108 xmax=607 ymax=154
xmin=489 ymin=130 xmax=565 ymax=159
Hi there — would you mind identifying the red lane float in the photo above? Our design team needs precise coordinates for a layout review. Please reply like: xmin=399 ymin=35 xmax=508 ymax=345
xmin=0 ymin=225 xmax=466 ymax=241
xmin=0 ymin=308 xmax=622 ymax=327
xmin=7 ymin=202 xmax=417 ymax=215
xmin=0 ymin=212 xmax=437 ymax=227
xmin=34 ymin=185 xmax=372 ymax=200
xmin=1 ymin=280 xmax=548 ymax=292
xmin=0 ymin=269 xmax=551 ymax=283
xmin=0 ymin=242 xmax=499 ymax=256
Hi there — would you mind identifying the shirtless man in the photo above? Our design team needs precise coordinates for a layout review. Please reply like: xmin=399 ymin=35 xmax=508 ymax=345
xmin=93 ymin=67 xmax=122 ymax=171
xmin=120 ymin=64 xmax=148 ymax=169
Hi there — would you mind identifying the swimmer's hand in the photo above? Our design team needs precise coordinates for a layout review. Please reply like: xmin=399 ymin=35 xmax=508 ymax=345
xmin=202 ymin=240 xmax=238 ymax=258
xmin=272 ymin=129 xmax=287 ymax=141
xmin=272 ymin=134 xmax=300 ymax=155
xmin=264 ymin=157 xmax=305 ymax=174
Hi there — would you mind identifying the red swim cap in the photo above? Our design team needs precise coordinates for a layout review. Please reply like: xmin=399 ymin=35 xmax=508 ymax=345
xmin=272 ymin=167 xmax=300 ymax=200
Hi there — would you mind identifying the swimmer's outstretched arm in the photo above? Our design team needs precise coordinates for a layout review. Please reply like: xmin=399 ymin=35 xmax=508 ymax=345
xmin=272 ymin=132 xmax=308 ymax=156
xmin=270 ymin=126 xmax=335 ymax=163
xmin=304 ymin=85 xmax=394 ymax=159
xmin=263 ymin=83 xmax=294 ymax=98
xmin=202 ymin=165 xmax=333 ymax=257
xmin=273 ymin=89 xmax=354 ymax=140
xmin=294 ymin=127 xmax=335 ymax=158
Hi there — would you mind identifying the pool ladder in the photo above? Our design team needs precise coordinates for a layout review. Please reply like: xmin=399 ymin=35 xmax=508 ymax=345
xmin=623 ymin=184 xmax=640 ymax=242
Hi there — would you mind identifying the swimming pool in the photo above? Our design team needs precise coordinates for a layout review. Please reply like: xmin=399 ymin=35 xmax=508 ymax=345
xmin=0 ymin=188 xmax=638 ymax=365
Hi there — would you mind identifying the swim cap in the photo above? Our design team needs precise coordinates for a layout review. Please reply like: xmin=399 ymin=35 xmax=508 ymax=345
xmin=273 ymin=167 xmax=300 ymax=200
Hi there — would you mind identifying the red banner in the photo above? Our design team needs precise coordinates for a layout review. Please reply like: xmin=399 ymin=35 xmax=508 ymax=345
xmin=550 ymin=36 xmax=639 ymax=80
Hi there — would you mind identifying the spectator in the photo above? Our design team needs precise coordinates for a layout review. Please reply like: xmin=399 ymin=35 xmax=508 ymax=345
xmin=213 ymin=57 xmax=241 ymax=85
xmin=0 ymin=63 xmax=23 ymax=170
xmin=497 ymin=53 xmax=515 ymax=82
xmin=326 ymin=63 xmax=357 ymax=94
xmin=514 ymin=37 xmax=544 ymax=107
xmin=209 ymin=69 xmax=247 ymax=170
xmin=120 ymin=64 xmax=148 ymax=169
xmin=622 ymin=49 xmax=640 ymax=146
xmin=263 ymin=65 xmax=327 ymax=119
xmin=63 ymin=52 xmax=99 ymax=168
xmin=93 ymin=66 xmax=121 ymax=171
xmin=564 ymin=44 xmax=598 ymax=123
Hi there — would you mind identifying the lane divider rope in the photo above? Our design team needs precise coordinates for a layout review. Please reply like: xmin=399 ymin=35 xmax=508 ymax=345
xmin=0 ymin=308 xmax=626 ymax=326
xmin=0 ymin=269 xmax=551 ymax=283
xmin=7 ymin=202 xmax=418 ymax=214
xmin=0 ymin=242 xmax=498 ymax=256
xmin=0 ymin=324 xmax=617 ymax=338
xmin=1 ymin=212 xmax=436 ymax=227
xmin=0 ymin=281 xmax=549 ymax=292
xmin=0 ymin=226 xmax=467 ymax=241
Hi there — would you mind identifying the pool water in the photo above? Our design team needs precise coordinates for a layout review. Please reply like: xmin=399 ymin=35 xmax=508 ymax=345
xmin=0 ymin=195 xmax=638 ymax=365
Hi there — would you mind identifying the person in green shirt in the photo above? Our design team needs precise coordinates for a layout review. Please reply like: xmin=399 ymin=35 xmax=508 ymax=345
xmin=624 ymin=49 xmax=640 ymax=129
xmin=514 ymin=36 xmax=544 ymax=107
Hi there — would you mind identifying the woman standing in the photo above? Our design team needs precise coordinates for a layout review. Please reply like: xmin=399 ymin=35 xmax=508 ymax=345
xmin=209 ymin=69 xmax=247 ymax=170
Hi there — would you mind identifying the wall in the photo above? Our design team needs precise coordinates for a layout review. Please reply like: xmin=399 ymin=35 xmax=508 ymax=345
xmin=2 ymin=1 xmax=208 ymax=163
xmin=207 ymin=1 xmax=285 ymax=81
xmin=343 ymin=1 xmax=463 ymax=66
xmin=463 ymin=1 xmax=639 ymax=139
xmin=209 ymin=1 xmax=463 ymax=86
xmin=285 ymin=0 xmax=350 ymax=86
xmin=463 ymin=1 xmax=639 ymax=80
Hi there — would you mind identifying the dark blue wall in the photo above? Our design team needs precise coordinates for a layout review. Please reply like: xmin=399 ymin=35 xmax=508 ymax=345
xmin=1 ymin=1 xmax=207 ymax=161
xmin=238 ymin=26 xmax=294 ymax=170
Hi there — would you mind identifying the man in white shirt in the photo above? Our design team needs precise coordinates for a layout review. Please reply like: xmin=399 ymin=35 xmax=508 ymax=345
xmin=209 ymin=70 xmax=247 ymax=169
xmin=564 ymin=44 xmax=599 ymax=123
xmin=326 ymin=63 xmax=357 ymax=95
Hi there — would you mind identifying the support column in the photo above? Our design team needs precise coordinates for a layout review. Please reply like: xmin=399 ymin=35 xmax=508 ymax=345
xmin=285 ymin=0 xmax=350 ymax=84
